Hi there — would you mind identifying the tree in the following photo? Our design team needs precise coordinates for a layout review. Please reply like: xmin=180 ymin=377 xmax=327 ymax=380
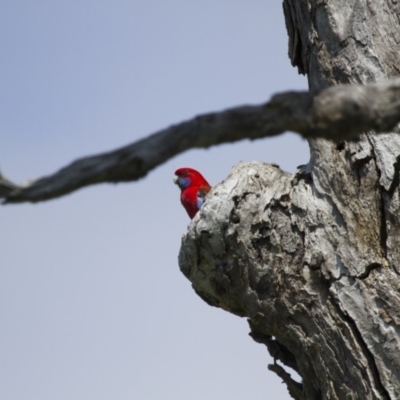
xmin=2 ymin=1 xmax=400 ymax=399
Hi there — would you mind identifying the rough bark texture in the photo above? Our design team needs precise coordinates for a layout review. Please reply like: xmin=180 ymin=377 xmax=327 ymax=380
xmin=179 ymin=1 xmax=400 ymax=399
xmin=2 ymin=79 xmax=400 ymax=204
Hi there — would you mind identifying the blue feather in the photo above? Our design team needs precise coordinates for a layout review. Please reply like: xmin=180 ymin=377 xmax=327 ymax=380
xmin=177 ymin=176 xmax=191 ymax=189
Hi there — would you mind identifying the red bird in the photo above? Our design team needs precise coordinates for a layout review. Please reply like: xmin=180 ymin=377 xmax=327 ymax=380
xmin=174 ymin=168 xmax=211 ymax=219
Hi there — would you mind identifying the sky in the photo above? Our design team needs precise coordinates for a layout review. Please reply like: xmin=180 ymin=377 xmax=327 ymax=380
xmin=0 ymin=2 xmax=308 ymax=400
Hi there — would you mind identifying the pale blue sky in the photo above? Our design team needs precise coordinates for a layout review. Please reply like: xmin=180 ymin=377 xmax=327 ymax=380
xmin=1 ymin=2 xmax=308 ymax=399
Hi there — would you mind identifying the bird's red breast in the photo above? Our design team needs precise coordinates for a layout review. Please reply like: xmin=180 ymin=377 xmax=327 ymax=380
xmin=173 ymin=168 xmax=211 ymax=219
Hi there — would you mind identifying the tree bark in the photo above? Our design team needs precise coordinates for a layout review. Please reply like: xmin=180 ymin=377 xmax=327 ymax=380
xmin=2 ymin=1 xmax=400 ymax=398
xmin=179 ymin=1 xmax=400 ymax=399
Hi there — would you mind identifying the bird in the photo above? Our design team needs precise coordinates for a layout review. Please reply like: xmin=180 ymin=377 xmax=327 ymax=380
xmin=173 ymin=168 xmax=211 ymax=219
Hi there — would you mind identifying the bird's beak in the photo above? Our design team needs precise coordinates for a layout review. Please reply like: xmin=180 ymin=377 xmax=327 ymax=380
xmin=173 ymin=175 xmax=179 ymax=184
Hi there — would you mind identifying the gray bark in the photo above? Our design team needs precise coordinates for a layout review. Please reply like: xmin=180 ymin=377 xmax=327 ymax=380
xmin=2 ymin=79 xmax=400 ymax=204
xmin=2 ymin=1 xmax=400 ymax=399
xmin=179 ymin=1 xmax=400 ymax=399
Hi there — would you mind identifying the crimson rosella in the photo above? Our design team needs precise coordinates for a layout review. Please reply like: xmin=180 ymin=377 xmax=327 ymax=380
xmin=173 ymin=168 xmax=211 ymax=219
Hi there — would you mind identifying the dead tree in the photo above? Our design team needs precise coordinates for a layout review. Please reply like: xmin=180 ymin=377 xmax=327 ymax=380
xmin=2 ymin=1 xmax=400 ymax=399
xmin=180 ymin=2 xmax=400 ymax=400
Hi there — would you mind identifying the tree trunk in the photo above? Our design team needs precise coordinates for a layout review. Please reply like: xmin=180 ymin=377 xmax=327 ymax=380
xmin=179 ymin=1 xmax=400 ymax=399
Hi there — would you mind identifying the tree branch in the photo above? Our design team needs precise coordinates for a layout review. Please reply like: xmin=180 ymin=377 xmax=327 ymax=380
xmin=2 ymin=78 xmax=400 ymax=204
xmin=268 ymin=364 xmax=304 ymax=400
xmin=249 ymin=330 xmax=299 ymax=373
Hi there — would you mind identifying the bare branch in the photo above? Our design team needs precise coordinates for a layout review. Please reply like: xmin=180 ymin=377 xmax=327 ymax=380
xmin=0 ymin=171 xmax=18 ymax=198
xmin=2 ymin=78 xmax=400 ymax=204
xmin=249 ymin=330 xmax=298 ymax=373
xmin=268 ymin=364 xmax=304 ymax=400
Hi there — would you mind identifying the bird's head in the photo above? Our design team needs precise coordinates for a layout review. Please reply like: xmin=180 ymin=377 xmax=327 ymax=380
xmin=173 ymin=167 xmax=209 ymax=190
